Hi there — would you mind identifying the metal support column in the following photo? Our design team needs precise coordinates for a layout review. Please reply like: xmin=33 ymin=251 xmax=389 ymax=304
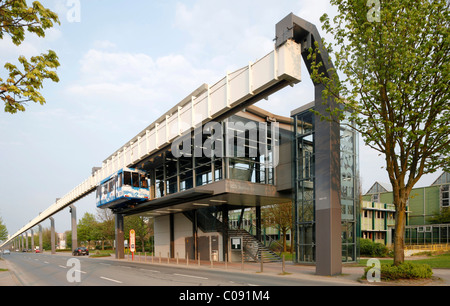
xmin=70 ymin=205 xmax=77 ymax=252
xmin=50 ymin=217 xmax=56 ymax=254
xmin=31 ymin=229 xmax=34 ymax=251
xmin=38 ymin=224 xmax=43 ymax=253
xmin=115 ymin=213 xmax=125 ymax=259
xmin=276 ymin=13 xmax=342 ymax=276
xmin=256 ymin=205 xmax=262 ymax=241
xmin=222 ymin=204 xmax=229 ymax=261
xmin=170 ymin=213 xmax=175 ymax=258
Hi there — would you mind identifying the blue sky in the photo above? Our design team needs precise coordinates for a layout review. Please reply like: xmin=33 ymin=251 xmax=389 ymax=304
xmin=0 ymin=0 xmax=442 ymax=236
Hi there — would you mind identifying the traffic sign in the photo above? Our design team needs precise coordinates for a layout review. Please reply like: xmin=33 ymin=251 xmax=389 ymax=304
xmin=130 ymin=229 xmax=136 ymax=253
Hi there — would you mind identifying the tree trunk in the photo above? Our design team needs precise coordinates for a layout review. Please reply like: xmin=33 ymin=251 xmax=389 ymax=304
xmin=393 ymin=201 xmax=407 ymax=266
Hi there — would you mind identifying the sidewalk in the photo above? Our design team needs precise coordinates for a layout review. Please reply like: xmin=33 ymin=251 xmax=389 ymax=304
xmin=0 ymin=258 xmax=21 ymax=286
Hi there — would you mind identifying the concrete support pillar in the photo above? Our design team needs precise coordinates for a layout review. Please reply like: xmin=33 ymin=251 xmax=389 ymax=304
xmin=170 ymin=213 xmax=174 ymax=258
xmin=25 ymin=232 xmax=29 ymax=250
xmin=222 ymin=204 xmax=229 ymax=261
xmin=115 ymin=213 xmax=124 ymax=259
xmin=70 ymin=205 xmax=77 ymax=251
xmin=31 ymin=229 xmax=35 ymax=251
xmin=256 ymin=206 xmax=261 ymax=241
xmin=49 ymin=217 xmax=56 ymax=254
xmin=38 ymin=224 xmax=43 ymax=253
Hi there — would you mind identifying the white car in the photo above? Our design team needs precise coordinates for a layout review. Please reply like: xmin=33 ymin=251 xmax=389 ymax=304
xmin=3 ymin=249 xmax=10 ymax=255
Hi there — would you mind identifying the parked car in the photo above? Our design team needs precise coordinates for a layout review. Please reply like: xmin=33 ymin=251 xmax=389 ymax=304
xmin=2 ymin=250 xmax=10 ymax=255
xmin=72 ymin=247 xmax=89 ymax=256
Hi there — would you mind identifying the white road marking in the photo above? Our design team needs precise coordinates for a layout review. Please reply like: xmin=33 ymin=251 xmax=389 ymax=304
xmin=100 ymin=276 xmax=123 ymax=284
xmin=173 ymin=273 xmax=208 ymax=280
xmin=140 ymin=269 xmax=160 ymax=273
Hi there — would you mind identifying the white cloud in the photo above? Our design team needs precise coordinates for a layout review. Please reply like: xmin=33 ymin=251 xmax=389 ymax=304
xmin=65 ymin=47 xmax=220 ymax=127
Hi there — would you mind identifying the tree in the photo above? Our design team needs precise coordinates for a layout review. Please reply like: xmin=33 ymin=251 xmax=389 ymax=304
xmin=77 ymin=212 xmax=99 ymax=248
xmin=125 ymin=215 xmax=151 ymax=253
xmin=0 ymin=216 xmax=8 ymax=242
xmin=429 ymin=208 xmax=450 ymax=224
xmin=310 ymin=0 xmax=449 ymax=265
xmin=96 ymin=208 xmax=115 ymax=250
xmin=262 ymin=203 xmax=293 ymax=252
xmin=0 ymin=0 xmax=60 ymax=113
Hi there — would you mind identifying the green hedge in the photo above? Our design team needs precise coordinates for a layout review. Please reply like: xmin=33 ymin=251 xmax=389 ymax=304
xmin=359 ymin=239 xmax=389 ymax=257
xmin=364 ymin=262 xmax=433 ymax=281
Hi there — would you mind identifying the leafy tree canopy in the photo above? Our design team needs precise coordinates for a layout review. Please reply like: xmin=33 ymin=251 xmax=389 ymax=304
xmin=0 ymin=0 xmax=60 ymax=113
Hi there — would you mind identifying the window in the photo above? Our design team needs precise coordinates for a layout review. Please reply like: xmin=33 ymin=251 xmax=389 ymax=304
xmin=140 ymin=174 xmax=148 ymax=189
xmin=118 ymin=173 xmax=123 ymax=188
xmin=441 ymin=185 xmax=449 ymax=207
xmin=132 ymin=172 xmax=139 ymax=188
xmin=371 ymin=194 xmax=379 ymax=203
xmin=124 ymin=171 xmax=132 ymax=186
xmin=155 ymin=166 xmax=164 ymax=198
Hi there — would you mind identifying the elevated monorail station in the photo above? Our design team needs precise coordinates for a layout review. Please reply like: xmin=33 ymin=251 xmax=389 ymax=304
xmin=1 ymin=13 xmax=359 ymax=276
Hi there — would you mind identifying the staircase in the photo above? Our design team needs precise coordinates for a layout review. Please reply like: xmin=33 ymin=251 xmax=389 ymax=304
xmin=228 ymin=229 xmax=282 ymax=263
xmin=183 ymin=208 xmax=282 ymax=263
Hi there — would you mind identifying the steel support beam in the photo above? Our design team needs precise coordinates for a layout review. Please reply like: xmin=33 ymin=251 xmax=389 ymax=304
xmin=276 ymin=13 xmax=342 ymax=276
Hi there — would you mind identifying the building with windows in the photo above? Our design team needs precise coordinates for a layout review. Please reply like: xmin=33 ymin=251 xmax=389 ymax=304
xmin=363 ymin=172 xmax=450 ymax=246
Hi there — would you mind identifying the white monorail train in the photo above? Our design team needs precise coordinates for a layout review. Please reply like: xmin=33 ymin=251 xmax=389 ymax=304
xmin=96 ymin=168 xmax=149 ymax=209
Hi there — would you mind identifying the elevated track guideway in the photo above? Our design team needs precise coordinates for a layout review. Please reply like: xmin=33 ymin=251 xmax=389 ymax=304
xmin=1 ymin=27 xmax=302 ymax=248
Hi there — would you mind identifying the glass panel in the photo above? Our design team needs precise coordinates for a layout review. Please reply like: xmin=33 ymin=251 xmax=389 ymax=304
xmin=124 ymin=171 xmax=132 ymax=186
xmin=132 ymin=172 xmax=139 ymax=188
xmin=195 ymin=156 xmax=212 ymax=186
xmin=155 ymin=166 xmax=164 ymax=198
xmin=294 ymin=110 xmax=316 ymax=263
xmin=140 ymin=174 xmax=148 ymax=189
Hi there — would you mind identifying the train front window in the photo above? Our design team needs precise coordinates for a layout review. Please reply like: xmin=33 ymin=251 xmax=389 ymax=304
xmin=132 ymin=172 xmax=139 ymax=188
xmin=124 ymin=171 xmax=132 ymax=186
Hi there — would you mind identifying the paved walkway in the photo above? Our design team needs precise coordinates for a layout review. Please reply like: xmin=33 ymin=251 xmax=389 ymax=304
xmin=1 ymin=252 xmax=449 ymax=286
xmin=0 ymin=257 xmax=20 ymax=286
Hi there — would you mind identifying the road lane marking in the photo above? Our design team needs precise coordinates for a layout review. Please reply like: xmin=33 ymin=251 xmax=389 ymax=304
xmin=100 ymin=276 xmax=123 ymax=284
xmin=173 ymin=273 xmax=208 ymax=280
xmin=140 ymin=269 xmax=160 ymax=273
xmin=59 ymin=265 xmax=67 ymax=269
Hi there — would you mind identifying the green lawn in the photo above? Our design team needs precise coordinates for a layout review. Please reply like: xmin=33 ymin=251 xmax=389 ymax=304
xmin=359 ymin=253 xmax=450 ymax=269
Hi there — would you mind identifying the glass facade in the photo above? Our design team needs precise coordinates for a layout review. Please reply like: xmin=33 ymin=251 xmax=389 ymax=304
xmin=293 ymin=110 xmax=315 ymax=262
xmin=293 ymin=109 xmax=359 ymax=263
xmin=340 ymin=115 xmax=359 ymax=262
xmin=143 ymin=114 xmax=281 ymax=200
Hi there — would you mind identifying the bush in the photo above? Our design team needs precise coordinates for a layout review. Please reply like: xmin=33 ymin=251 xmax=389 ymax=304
xmin=364 ymin=262 xmax=433 ymax=281
xmin=359 ymin=239 xmax=389 ymax=257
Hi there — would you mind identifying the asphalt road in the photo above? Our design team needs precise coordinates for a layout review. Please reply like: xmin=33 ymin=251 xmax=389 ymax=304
xmin=3 ymin=251 xmax=358 ymax=287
